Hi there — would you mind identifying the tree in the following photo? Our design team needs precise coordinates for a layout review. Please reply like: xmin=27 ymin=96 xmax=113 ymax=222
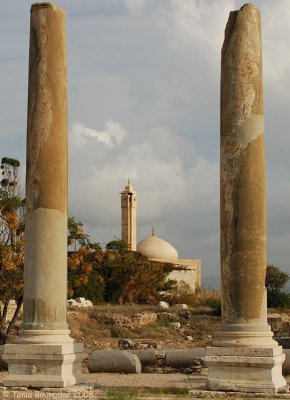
xmin=67 ymin=220 xmax=104 ymax=302
xmin=101 ymin=240 xmax=176 ymax=304
xmin=67 ymin=244 xmax=104 ymax=302
xmin=266 ymin=264 xmax=290 ymax=308
xmin=106 ymin=238 xmax=127 ymax=253
xmin=67 ymin=235 xmax=177 ymax=305
xmin=68 ymin=217 xmax=91 ymax=251
xmin=0 ymin=157 xmax=24 ymax=344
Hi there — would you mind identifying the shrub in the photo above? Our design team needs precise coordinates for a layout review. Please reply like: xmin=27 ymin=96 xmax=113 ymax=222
xmin=166 ymin=282 xmax=221 ymax=315
xmin=266 ymin=265 xmax=290 ymax=308
xmin=269 ymin=290 xmax=290 ymax=308
xmin=71 ymin=271 xmax=105 ymax=304
xmin=166 ymin=281 xmax=196 ymax=306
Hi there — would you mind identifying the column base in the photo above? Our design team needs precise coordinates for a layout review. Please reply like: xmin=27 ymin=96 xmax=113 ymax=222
xmin=3 ymin=331 xmax=83 ymax=388
xmin=205 ymin=346 xmax=287 ymax=393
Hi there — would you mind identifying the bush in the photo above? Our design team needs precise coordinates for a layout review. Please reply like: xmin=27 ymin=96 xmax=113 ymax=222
xmin=70 ymin=271 xmax=105 ymax=304
xmin=269 ymin=290 xmax=290 ymax=308
xmin=165 ymin=282 xmax=221 ymax=315
xmin=266 ymin=264 xmax=289 ymax=308
xmin=204 ymin=297 xmax=221 ymax=316
xmin=165 ymin=281 xmax=196 ymax=306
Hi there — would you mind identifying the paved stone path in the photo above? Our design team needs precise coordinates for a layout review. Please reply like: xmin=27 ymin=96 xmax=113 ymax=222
xmin=84 ymin=372 xmax=205 ymax=389
xmin=0 ymin=372 xmax=290 ymax=399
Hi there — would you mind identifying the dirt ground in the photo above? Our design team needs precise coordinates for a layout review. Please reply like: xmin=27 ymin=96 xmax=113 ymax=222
xmin=0 ymin=371 xmax=290 ymax=400
xmin=2 ymin=307 xmax=290 ymax=398
xmin=0 ymin=370 xmax=205 ymax=390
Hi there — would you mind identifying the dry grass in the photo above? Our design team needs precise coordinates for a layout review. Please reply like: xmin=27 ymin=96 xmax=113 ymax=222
xmin=188 ymin=315 xmax=219 ymax=340
xmin=135 ymin=320 xmax=185 ymax=340
xmin=67 ymin=302 xmax=220 ymax=347
xmin=90 ymin=303 xmax=161 ymax=317
xmin=68 ymin=310 xmax=111 ymax=339
xmin=67 ymin=285 xmax=222 ymax=347
xmin=165 ymin=282 xmax=221 ymax=314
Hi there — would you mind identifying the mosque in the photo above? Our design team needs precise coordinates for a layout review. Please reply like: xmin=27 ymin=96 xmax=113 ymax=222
xmin=120 ymin=180 xmax=201 ymax=291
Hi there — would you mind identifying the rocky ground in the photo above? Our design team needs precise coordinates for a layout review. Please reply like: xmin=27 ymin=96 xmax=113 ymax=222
xmin=65 ymin=304 xmax=218 ymax=374
xmin=3 ymin=305 xmax=290 ymax=398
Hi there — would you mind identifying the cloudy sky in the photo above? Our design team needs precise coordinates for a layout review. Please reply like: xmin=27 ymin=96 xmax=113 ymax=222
xmin=1 ymin=0 xmax=290 ymax=281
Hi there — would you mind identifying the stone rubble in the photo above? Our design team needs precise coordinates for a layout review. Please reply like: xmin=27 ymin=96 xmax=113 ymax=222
xmin=159 ymin=301 xmax=169 ymax=309
xmin=174 ymin=304 xmax=188 ymax=310
xmin=67 ymin=298 xmax=94 ymax=308
xmin=87 ymin=346 xmax=208 ymax=375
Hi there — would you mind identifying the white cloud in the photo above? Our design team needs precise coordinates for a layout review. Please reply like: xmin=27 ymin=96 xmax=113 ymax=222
xmin=122 ymin=0 xmax=147 ymax=16
xmin=157 ymin=0 xmax=235 ymax=66
xmin=71 ymin=120 xmax=127 ymax=149
xmin=69 ymin=119 xmax=219 ymax=268
xmin=262 ymin=0 xmax=290 ymax=96
xmin=2 ymin=1 xmax=290 ymax=279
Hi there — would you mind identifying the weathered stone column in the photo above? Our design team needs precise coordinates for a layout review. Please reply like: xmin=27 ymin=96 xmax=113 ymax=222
xmin=205 ymin=4 xmax=286 ymax=393
xmin=3 ymin=3 xmax=83 ymax=387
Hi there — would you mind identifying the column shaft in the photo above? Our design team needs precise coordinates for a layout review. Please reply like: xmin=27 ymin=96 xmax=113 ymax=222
xmin=23 ymin=2 xmax=68 ymax=331
xmin=205 ymin=4 xmax=286 ymax=393
xmin=3 ymin=3 xmax=83 ymax=387
xmin=220 ymin=2 xmax=267 ymax=332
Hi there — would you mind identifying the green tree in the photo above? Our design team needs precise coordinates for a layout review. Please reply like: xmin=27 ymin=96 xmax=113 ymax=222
xmin=106 ymin=238 xmax=128 ymax=253
xmin=68 ymin=236 xmax=178 ymax=305
xmin=67 ymin=225 xmax=104 ymax=302
xmin=266 ymin=264 xmax=290 ymax=308
xmin=67 ymin=245 xmax=105 ymax=303
xmin=0 ymin=157 xmax=24 ymax=344
xmin=101 ymin=240 xmax=176 ymax=304
xmin=68 ymin=216 xmax=91 ymax=251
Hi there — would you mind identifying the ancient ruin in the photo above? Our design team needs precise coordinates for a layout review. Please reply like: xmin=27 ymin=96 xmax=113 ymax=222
xmin=205 ymin=4 xmax=287 ymax=393
xmin=3 ymin=3 xmax=83 ymax=387
xmin=2 ymin=1 xmax=289 ymax=394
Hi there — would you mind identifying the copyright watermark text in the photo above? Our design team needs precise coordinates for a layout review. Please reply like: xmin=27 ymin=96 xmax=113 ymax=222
xmin=3 ymin=390 xmax=95 ymax=399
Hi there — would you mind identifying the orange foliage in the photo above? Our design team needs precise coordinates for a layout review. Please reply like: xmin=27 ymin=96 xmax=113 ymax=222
xmin=2 ymin=211 xmax=18 ymax=230
xmin=67 ymin=246 xmax=95 ymax=297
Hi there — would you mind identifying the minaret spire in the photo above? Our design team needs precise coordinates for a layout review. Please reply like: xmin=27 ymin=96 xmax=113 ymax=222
xmin=120 ymin=180 xmax=137 ymax=251
xmin=152 ymin=226 xmax=155 ymax=236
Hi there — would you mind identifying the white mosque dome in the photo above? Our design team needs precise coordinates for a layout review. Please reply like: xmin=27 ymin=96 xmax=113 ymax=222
xmin=137 ymin=229 xmax=178 ymax=261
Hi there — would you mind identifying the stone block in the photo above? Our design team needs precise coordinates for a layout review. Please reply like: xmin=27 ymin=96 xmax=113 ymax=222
xmin=3 ymin=341 xmax=83 ymax=388
xmin=88 ymin=350 xmax=141 ymax=373
xmin=67 ymin=299 xmax=78 ymax=307
xmin=128 ymin=348 xmax=157 ymax=366
xmin=174 ymin=304 xmax=188 ymax=310
xmin=205 ymin=346 xmax=287 ymax=393
xmin=165 ymin=348 xmax=205 ymax=368
xmin=159 ymin=301 xmax=169 ymax=309
xmin=76 ymin=297 xmax=88 ymax=307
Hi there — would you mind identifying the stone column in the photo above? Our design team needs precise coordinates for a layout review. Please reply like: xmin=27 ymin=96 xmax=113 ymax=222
xmin=205 ymin=4 xmax=286 ymax=393
xmin=3 ymin=3 xmax=83 ymax=388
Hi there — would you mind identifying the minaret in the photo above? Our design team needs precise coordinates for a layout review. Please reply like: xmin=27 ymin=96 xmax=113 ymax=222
xmin=120 ymin=179 xmax=137 ymax=251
